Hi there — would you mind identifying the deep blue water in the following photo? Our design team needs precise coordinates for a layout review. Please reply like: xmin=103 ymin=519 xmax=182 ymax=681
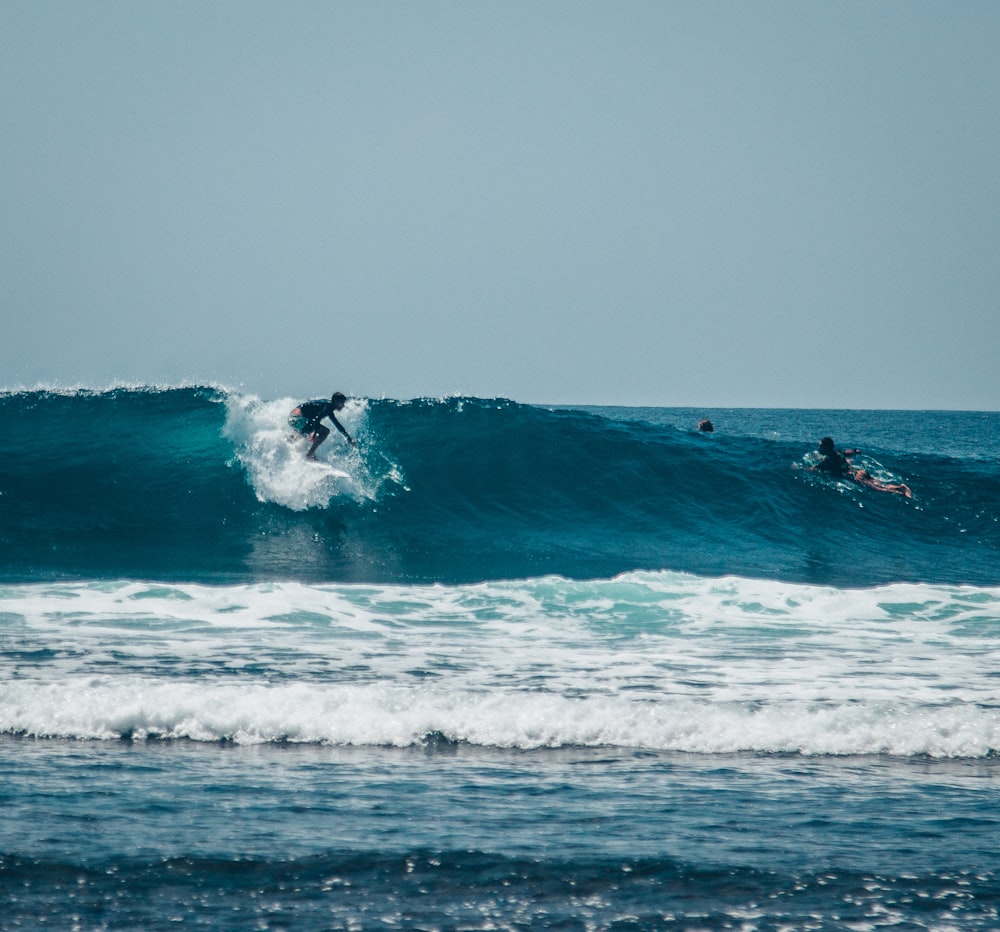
xmin=1 ymin=387 xmax=998 ymax=929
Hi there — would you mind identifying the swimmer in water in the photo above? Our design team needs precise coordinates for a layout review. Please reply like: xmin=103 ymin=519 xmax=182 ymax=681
xmin=809 ymin=437 xmax=911 ymax=497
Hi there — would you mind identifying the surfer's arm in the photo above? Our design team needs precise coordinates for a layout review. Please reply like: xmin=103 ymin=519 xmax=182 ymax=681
xmin=329 ymin=414 xmax=355 ymax=446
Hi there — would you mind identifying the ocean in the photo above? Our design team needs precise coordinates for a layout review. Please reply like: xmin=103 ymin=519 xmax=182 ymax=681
xmin=1 ymin=386 xmax=998 ymax=930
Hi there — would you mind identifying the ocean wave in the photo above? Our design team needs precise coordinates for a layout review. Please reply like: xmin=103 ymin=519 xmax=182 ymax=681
xmin=0 ymin=386 xmax=997 ymax=587
xmin=4 ymin=677 xmax=996 ymax=758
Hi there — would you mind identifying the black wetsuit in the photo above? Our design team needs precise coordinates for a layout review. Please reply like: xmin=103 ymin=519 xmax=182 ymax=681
xmin=294 ymin=400 xmax=350 ymax=441
xmin=815 ymin=450 xmax=852 ymax=477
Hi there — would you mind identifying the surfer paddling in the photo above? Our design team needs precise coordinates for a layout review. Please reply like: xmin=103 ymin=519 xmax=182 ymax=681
xmin=288 ymin=392 xmax=356 ymax=459
xmin=809 ymin=437 xmax=911 ymax=497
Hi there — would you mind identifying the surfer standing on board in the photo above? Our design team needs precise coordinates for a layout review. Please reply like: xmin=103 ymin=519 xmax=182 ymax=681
xmin=809 ymin=436 xmax=911 ymax=497
xmin=288 ymin=392 xmax=356 ymax=459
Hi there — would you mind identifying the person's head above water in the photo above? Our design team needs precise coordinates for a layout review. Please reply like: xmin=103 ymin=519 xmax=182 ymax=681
xmin=818 ymin=437 xmax=836 ymax=455
xmin=698 ymin=419 xmax=714 ymax=433
xmin=330 ymin=392 xmax=347 ymax=410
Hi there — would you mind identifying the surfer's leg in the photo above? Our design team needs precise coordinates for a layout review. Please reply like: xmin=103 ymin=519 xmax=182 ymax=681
xmin=853 ymin=469 xmax=911 ymax=497
xmin=305 ymin=424 xmax=330 ymax=459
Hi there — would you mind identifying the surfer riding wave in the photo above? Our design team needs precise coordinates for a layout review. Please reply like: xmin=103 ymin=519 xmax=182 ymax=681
xmin=288 ymin=392 xmax=356 ymax=459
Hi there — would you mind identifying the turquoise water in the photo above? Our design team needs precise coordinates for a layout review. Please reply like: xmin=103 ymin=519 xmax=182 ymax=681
xmin=1 ymin=387 xmax=998 ymax=929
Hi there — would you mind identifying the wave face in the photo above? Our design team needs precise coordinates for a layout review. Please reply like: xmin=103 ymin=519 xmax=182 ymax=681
xmin=1 ymin=386 xmax=997 ymax=586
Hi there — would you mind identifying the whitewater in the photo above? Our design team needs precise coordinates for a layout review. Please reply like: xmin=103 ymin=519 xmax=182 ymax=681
xmin=2 ymin=386 xmax=999 ymax=930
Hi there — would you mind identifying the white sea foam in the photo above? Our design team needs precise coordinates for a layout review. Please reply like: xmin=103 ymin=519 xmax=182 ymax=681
xmin=2 ymin=572 xmax=998 ymax=756
xmin=2 ymin=678 xmax=997 ymax=757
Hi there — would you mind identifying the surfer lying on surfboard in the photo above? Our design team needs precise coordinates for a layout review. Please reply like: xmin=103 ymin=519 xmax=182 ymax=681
xmin=288 ymin=392 xmax=356 ymax=459
xmin=809 ymin=436 xmax=912 ymax=497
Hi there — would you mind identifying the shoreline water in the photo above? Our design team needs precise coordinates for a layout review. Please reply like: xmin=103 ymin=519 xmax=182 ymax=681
xmin=4 ymin=738 xmax=999 ymax=929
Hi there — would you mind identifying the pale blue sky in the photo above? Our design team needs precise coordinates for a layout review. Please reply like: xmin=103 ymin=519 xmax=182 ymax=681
xmin=3 ymin=1 xmax=998 ymax=408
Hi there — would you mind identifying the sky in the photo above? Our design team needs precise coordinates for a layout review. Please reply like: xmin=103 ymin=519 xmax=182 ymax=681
xmin=2 ymin=1 xmax=998 ymax=409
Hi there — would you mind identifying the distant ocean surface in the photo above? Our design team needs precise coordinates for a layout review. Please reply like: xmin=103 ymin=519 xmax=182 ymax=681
xmin=2 ymin=386 xmax=998 ymax=930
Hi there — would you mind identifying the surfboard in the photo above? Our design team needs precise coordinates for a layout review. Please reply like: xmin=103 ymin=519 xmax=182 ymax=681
xmin=306 ymin=459 xmax=351 ymax=480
